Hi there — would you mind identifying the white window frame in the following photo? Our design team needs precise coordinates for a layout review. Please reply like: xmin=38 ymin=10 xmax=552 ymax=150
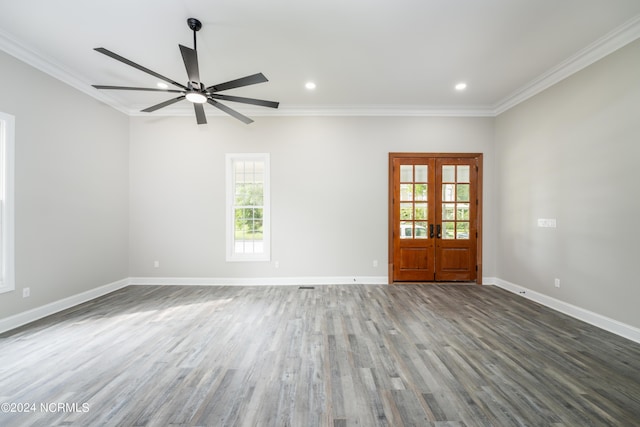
xmin=225 ymin=153 xmax=271 ymax=262
xmin=0 ymin=112 xmax=15 ymax=294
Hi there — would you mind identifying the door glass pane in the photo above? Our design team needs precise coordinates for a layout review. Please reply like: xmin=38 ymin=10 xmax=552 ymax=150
xmin=415 ymin=165 xmax=428 ymax=182
xmin=400 ymin=165 xmax=413 ymax=182
xmin=457 ymin=165 xmax=470 ymax=183
xmin=400 ymin=184 xmax=413 ymax=201
xmin=400 ymin=221 xmax=413 ymax=239
xmin=443 ymin=203 xmax=455 ymax=220
xmin=442 ymin=184 xmax=455 ymax=201
xmin=414 ymin=183 xmax=427 ymax=201
xmin=414 ymin=203 xmax=427 ymax=220
xmin=457 ymin=203 xmax=469 ymax=220
xmin=442 ymin=165 xmax=455 ymax=182
xmin=415 ymin=222 xmax=428 ymax=239
xmin=400 ymin=203 xmax=413 ymax=220
xmin=456 ymin=222 xmax=470 ymax=239
xmin=456 ymin=184 xmax=470 ymax=202
xmin=443 ymin=222 xmax=455 ymax=239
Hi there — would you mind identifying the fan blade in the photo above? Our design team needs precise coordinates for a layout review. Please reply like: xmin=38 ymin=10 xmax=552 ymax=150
xmin=94 ymin=47 xmax=187 ymax=90
xmin=207 ymin=99 xmax=254 ymax=124
xmin=207 ymin=73 xmax=268 ymax=93
xmin=142 ymin=96 xmax=186 ymax=113
xmin=179 ymin=45 xmax=200 ymax=86
xmin=194 ymin=103 xmax=207 ymax=125
xmin=210 ymin=94 xmax=279 ymax=109
xmin=93 ymin=85 xmax=183 ymax=93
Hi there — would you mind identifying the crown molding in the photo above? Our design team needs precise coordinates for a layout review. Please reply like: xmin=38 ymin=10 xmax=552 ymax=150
xmin=0 ymin=28 xmax=130 ymax=116
xmin=493 ymin=14 xmax=640 ymax=115
xmin=128 ymin=104 xmax=496 ymax=118
xmin=2 ymin=14 xmax=639 ymax=119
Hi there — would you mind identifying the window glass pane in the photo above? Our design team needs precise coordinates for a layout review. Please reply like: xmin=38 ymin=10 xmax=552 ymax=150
xmin=400 ymin=203 xmax=413 ymax=220
xmin=400 ymin=165 xmax=412 ymax=182
xmin=443 ymin=222 xmax=455 ymax=239
xmin=442 ymin=184 xmax=455 ymax=202
xmin=414 ymin=183 xmax=427 ymax=201
xmin=235 ymin=162 xmax=245 ymax=183
xmin=456 ymin=222 xmax=470 ymax=239
xmin=400 ymin=184 xmax=413 ymax=201
xmin=442 ymin=165 xmax=455 ymax=182
xmin=414 ymin=203 xmax=427 ymax=220
xmin=400 ymin=221 xmax=413 ymax=239
xmin=457 ymin=165 xmax=470 ymax=183
xmin=457 ymin=203 xmax=469 ymax=220
xmin=415 ymin=222 xmax=428 ymax=239
xmin=254 ymin=161 xmax=264 ymax=183
xmin=443 ymin=203 xmax=455 ymax=220
xmin=456 ymin=184 xmax=470 ymax=202
xmin=415 ymin=165 xmax=428 ymax=182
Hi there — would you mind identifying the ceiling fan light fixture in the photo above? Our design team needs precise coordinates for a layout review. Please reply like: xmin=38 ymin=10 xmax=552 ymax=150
xmin=186 ymin=91 xmax=207 ymax=103
xmin=92 ymin=18 xmax=278 ymax=125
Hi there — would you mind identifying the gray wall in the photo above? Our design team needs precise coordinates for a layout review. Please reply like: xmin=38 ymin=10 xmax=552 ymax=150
xmin=494 ymin=39 xmax=640 ymax=328
xmin=0 ymin=50 xmax=130 ymax=318
xmin=129 ymin=116 xmax=496 ymax=280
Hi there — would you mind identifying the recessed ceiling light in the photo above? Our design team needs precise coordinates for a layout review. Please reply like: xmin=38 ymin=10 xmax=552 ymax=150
xmin=455 ymin=82 xmax=467 ymax=91
xmin=305 ymin=82 xmax=316 ymax=90
xmin=157 ymin=82 xmax=169 ymax=89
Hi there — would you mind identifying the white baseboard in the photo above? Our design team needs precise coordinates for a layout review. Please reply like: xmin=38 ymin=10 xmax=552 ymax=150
xmin=0 ymin=278 xmax=130 ymax=335
xmin=129 ymin=276 xmax=389 ymax=286
xmin=485 ymin=277 xmax=640 ymax=344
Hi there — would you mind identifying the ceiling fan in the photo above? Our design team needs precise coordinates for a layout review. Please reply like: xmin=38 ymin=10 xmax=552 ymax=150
xmin=92 ymin=18 xmax=279 ymax=125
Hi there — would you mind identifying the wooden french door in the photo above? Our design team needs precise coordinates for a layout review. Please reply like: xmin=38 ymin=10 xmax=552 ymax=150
xmin=389 ymin=153 xmax=482 ymax=283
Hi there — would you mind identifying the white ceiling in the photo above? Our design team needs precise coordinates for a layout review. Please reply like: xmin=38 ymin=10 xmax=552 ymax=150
xmin=1 ymin=0 xmax=639 ymax=118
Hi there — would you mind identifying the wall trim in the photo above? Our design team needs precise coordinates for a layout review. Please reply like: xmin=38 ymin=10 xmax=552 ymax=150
xmin=485 ymin=277 xmax=640 ymax=344
xmin=0 ymin=278 xmax=129 ymax=335
xmin=129 ymin=276 xmax=389 ymax=286
xmin=493 ymin=14 xmax=640 ymax=115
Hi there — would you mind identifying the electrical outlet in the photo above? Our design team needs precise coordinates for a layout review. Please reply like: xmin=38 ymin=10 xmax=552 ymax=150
xmin=554 ymin=278 xmax=560 ymax=288
xmin=154 ymin=260 xmax=159 ymax=268
xmin=22 ymin=287 xmax=30 ymax=298
xmin=373 ymin=260 xmax=378 ymax=267
xmin=275 ymin=261 xmax=279 ymax=268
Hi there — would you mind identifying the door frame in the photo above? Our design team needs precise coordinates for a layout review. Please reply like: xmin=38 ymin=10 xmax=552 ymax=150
xmin=388 ymin=152 xmax=483 ymax=285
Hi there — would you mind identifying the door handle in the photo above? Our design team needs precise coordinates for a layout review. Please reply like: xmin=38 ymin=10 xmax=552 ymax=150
xmin=436 ymin=224 xmax=442 ymax=239
xmin=429 ymin=224 xmax=434 ymax=238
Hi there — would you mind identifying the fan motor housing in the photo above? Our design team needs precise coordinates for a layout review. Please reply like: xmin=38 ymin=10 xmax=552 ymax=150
xmin=187 ymin=18 xmax=202 ymax=32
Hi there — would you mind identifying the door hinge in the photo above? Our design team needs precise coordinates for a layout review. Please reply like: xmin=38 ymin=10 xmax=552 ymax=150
xmin=476 ymin=265 xmax=478 ymax=271
xmin=476 ymin=231 xmax=478 ymax=238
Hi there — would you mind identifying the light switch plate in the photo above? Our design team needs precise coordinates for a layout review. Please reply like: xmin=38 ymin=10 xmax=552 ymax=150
xmin=537 ymin=218 xmax=557 ymax=228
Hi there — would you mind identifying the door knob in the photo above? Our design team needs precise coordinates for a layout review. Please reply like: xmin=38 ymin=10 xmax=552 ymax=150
xmin=436 ymin=224 xmax=442 ymax=239
xmin=429 ymin=224 xmax=434 ymax=238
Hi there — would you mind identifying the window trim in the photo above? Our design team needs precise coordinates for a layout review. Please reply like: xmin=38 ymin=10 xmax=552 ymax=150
xmin=225 ymin=153 xmax=271 ymax=262
xmin=0 ymin=112 xmax=15 ymax=294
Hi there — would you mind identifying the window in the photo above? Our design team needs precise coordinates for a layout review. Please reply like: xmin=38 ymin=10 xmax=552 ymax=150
xmin=226 ymin=153 xmax=270 ymax=261
xmin=0 ymin=112 xmax=15 ymax=294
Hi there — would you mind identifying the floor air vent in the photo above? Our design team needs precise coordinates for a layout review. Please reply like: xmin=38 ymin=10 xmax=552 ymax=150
xmin=298 ymin=286 xmax=315 ymax=290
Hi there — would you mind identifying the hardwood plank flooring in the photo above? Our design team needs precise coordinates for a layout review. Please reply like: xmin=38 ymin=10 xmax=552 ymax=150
xmin=1 ymin=284 xmax=639 ymax=426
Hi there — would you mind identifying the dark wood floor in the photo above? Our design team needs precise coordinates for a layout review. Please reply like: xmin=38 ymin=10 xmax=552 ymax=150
xmin=1 ymin=284 xmax=639 ymax=426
